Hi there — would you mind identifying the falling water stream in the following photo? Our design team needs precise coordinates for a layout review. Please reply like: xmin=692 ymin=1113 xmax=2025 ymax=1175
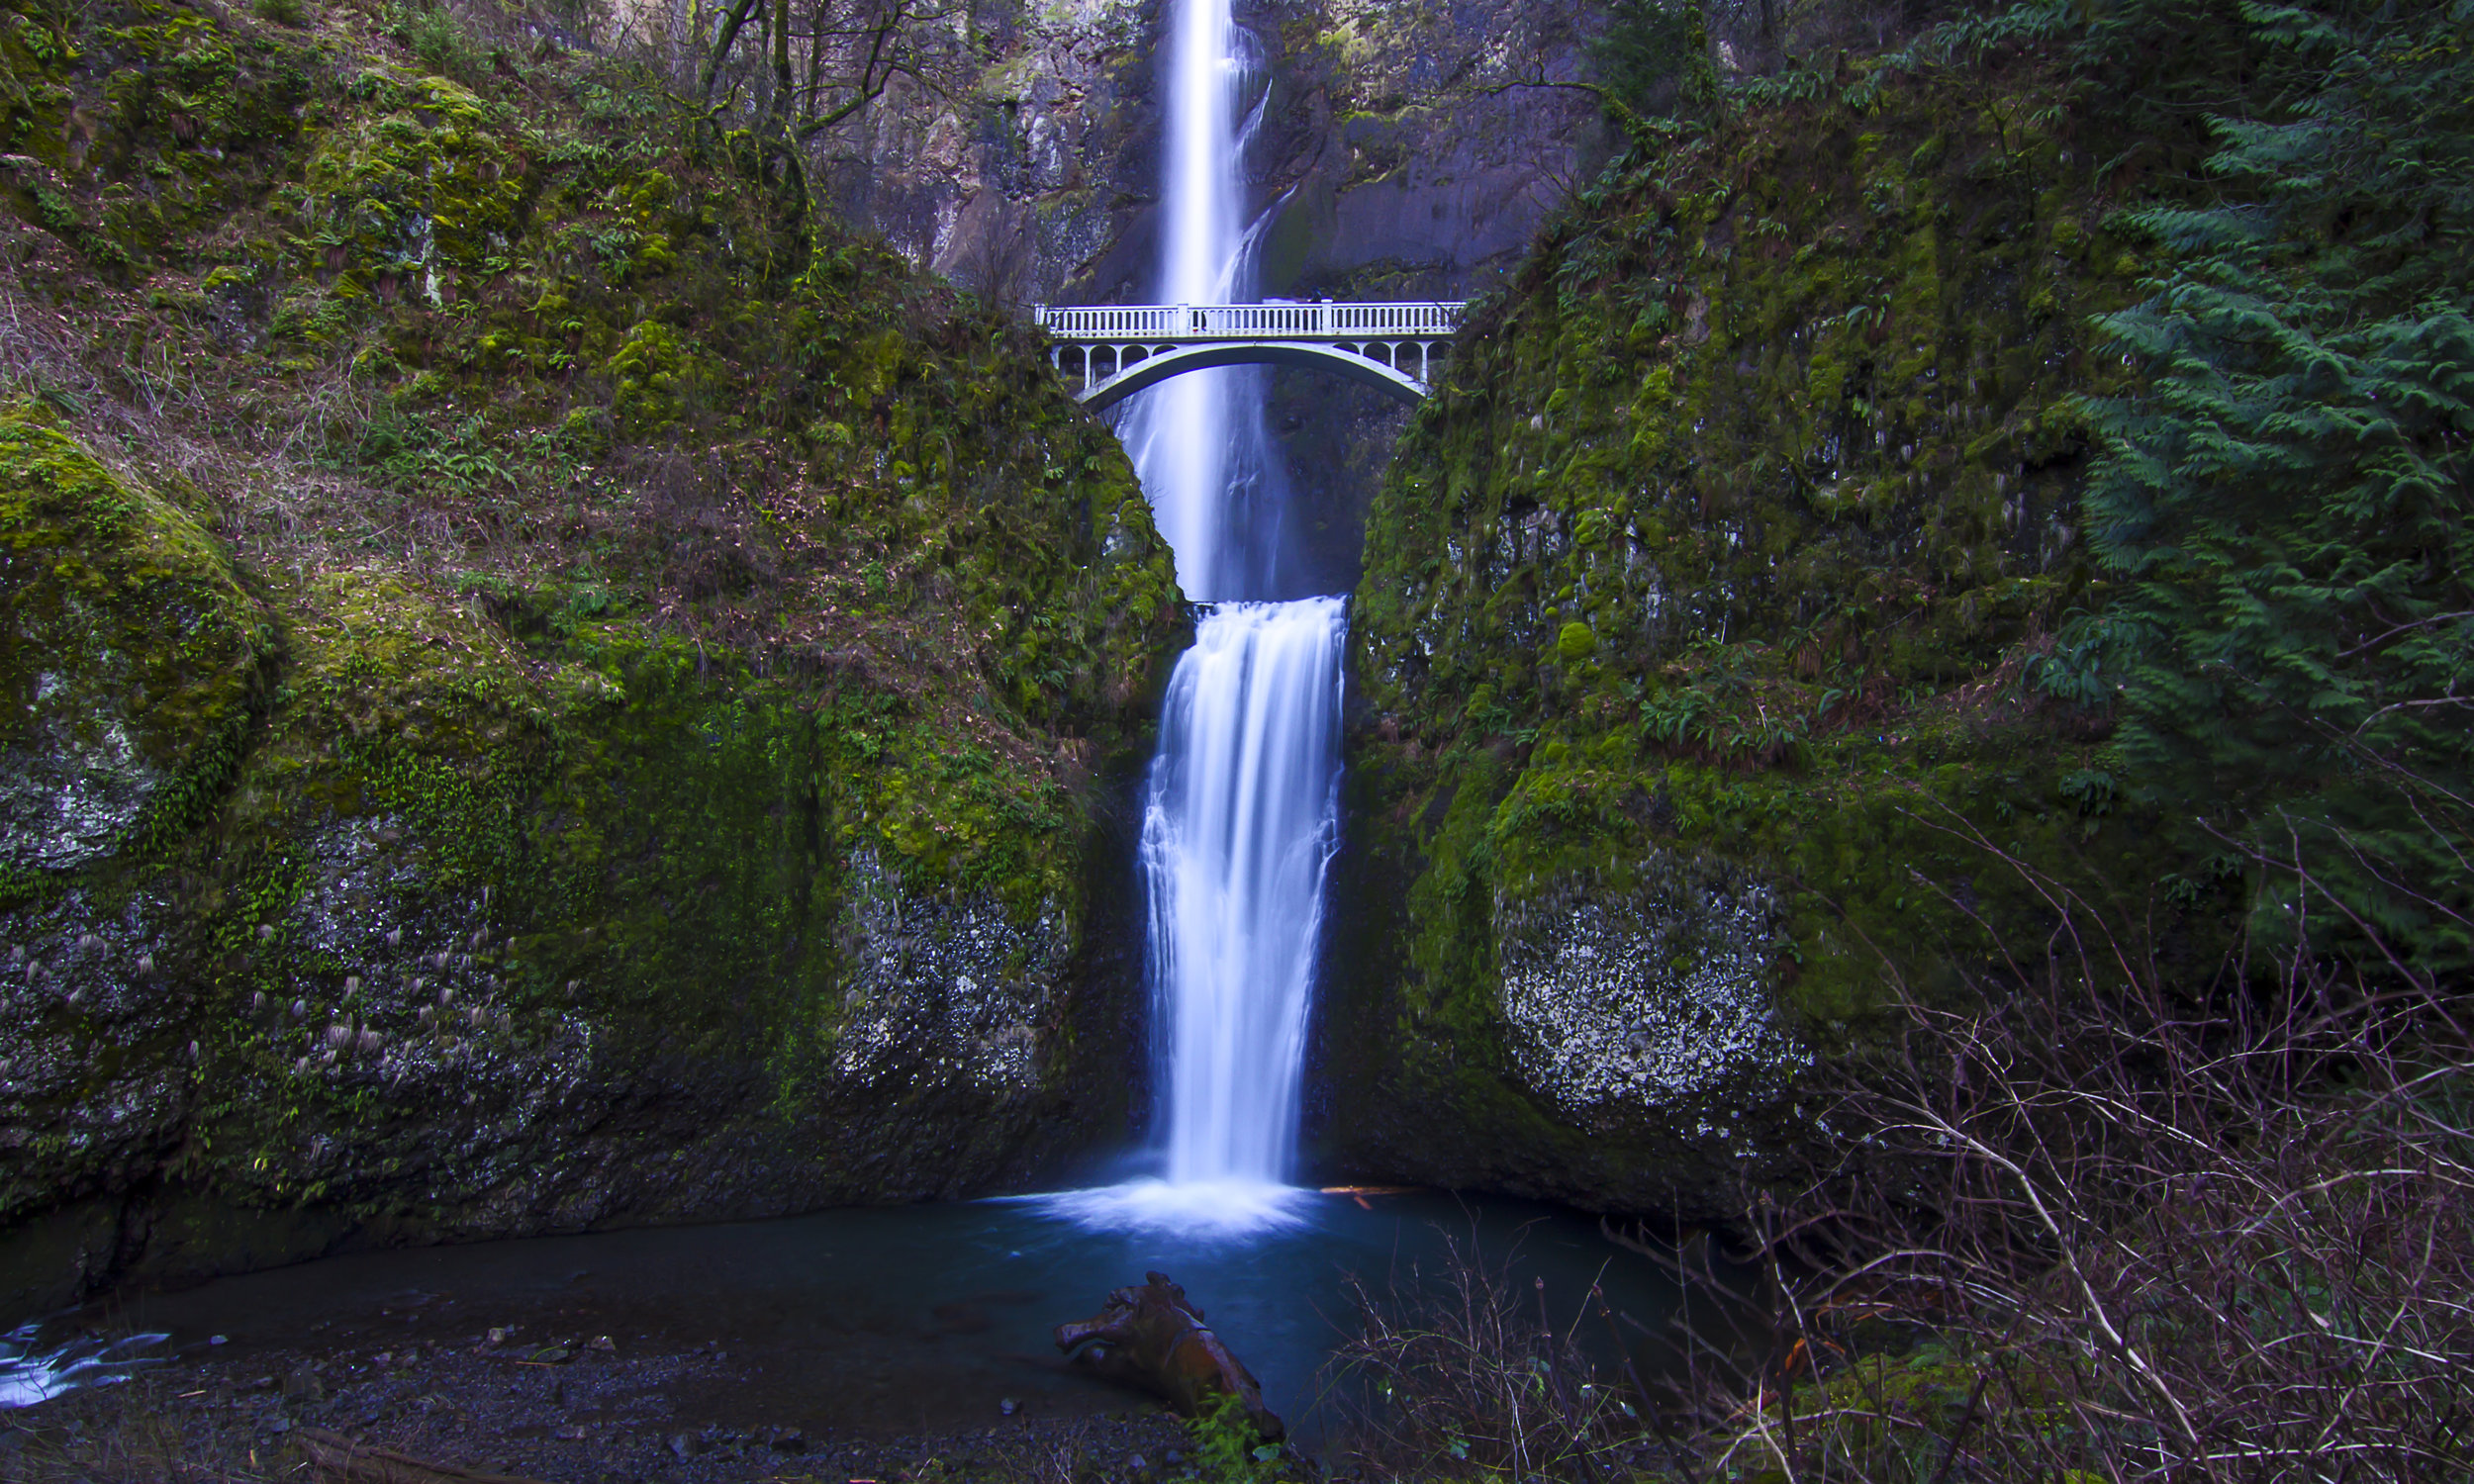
xmin=1114 ymin=0 xmax=1286 ymax=602
xmin=1043 ymin=0 xmax=1347 ymax=1236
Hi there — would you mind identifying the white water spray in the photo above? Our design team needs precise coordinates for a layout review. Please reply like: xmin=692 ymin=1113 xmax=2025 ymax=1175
xmin=1044 ymin=0 xmax=1346 ymax=1235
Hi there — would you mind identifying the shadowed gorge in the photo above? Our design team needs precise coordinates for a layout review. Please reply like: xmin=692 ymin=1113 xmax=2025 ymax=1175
xmin=3 ymin=0 xmax=2469 ymax=1475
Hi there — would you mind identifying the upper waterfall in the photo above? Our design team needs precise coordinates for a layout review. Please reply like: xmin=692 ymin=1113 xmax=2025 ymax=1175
xmin=1112 ymin=0 xmax=1288 ymax=603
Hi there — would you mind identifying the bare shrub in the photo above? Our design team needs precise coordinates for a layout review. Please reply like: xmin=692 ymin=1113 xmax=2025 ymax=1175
xmin=1326 ymin=787 xmax=2471 ymax=1482
xmin=1654 ymin=804 xmax=2474 ymax=1481
xmin=1321 ymin=1229 xmax=1653 ymax=1481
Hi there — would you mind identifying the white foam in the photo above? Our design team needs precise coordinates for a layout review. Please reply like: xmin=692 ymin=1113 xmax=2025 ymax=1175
xmin=0 ymin=1324 xmax=166 ymax=1409
xmin=1027 ymin=1179 xmax=1314 ymax=1238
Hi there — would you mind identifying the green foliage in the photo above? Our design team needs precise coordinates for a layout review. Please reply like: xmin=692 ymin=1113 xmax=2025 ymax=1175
xmin=1591 ymin=0 xmax=1707 ymax=123
xmin=2076 ymin=0 xmax=2474 ymax=969
xmin=382 ymin=0 xmax=492 ymax=87
xmin=342 ymin=410 xmax=514 ymax=492
xmin=1187 ymin=1396 xmax=1291 ymax=1484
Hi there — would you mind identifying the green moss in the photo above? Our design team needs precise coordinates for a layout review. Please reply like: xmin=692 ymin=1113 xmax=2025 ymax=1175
xmin=0 ymin=0 xmax=1189 ymax=1286
xmin=0 ymin=404 xmax=273 ymax=891
xmin=1329 ymin=53 xmax=2236 ymax=1208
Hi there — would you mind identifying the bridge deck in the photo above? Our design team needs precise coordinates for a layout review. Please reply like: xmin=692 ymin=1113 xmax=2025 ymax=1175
xmin=1035 ymin=301 xmax=1466 ymax=342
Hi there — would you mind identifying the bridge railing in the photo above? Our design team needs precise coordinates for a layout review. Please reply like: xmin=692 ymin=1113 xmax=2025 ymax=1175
xmin=1036 ymin=301 xmax=1466 ymax=341
xmin=1037 ymin=306 xmax=1181 ymax=338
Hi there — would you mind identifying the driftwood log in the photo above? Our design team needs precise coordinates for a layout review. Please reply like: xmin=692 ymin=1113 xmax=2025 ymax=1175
xmin=296 ymin=1428 xmax=552 ymax=1484
xmin=1054 ymin=1271 xmax=1283 ymax=1439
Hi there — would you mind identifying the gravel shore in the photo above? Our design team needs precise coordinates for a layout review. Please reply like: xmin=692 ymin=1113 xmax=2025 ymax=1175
xmin=0 ymin=1333 xmax=1217 ymax=1483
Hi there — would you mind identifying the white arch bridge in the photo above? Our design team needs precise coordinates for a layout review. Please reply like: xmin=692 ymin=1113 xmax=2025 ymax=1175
xmin=1034 ymin=301 xmax=1467 ymax=409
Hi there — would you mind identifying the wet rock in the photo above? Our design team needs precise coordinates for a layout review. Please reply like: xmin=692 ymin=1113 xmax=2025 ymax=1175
xmin=827 ymin=849 xmax=1067 ymax=1096
xmin=298 ymin=1426 xmax=559 ymax=1484
xmin=1056 ymin=1272 xmax=1281 ymax=1439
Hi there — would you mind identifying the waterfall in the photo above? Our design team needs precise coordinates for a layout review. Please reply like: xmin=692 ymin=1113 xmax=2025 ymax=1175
xmin=1146 ymin=600 xmax=1346 ymax=1193
xmin=1045 ymin=0 xmax=1344 ymax=1234
xmin=1113 ymin=0 xmax=1287 ymax=603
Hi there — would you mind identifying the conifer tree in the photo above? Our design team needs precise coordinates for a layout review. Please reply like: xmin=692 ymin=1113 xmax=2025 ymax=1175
xmin=2074 ymin=0 xmax=2474 ymax=969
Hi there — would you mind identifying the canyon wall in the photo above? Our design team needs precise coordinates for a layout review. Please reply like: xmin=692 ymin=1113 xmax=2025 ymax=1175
xmin=1314 ymin=52 xmax=2234 ymax=1215
xmin=0 ymin=0 xmax=1184 ymax=1313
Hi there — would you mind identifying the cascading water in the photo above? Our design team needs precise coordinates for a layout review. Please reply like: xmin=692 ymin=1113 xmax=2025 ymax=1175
xmin=1145 ymin=600 xmax=1345 ymax=1189
xmin=1045 ymin=0 xmax=1344 ymax=1234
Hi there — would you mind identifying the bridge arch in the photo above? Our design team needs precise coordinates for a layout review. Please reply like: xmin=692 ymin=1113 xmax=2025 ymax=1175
xmin=1077 ymin=340 xmax=1427 ymax=411
xmin=1036 ymin=301 xmax=1465 ymax=410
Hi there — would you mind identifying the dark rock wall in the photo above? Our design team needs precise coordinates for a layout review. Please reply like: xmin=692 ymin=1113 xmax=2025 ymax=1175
xmin=0 ymin=0 xmax=1186 ymax=1316
xmin=806 ymin=0 xmax=1611 ymax=583
xmin=823 ymin=0 xmax=1606 ymax=306
xmin=1317 ymin=56 xmax=2232 ymax=1216
xmin=0 ymin=399 xmax=1176 ymax=1317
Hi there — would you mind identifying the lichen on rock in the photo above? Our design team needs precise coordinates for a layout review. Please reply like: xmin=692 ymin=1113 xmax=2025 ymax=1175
xmin=829 ymin=847 xmax=1067 ymax=1095
xmin=1496 ymin=864 xmax=1806 ymax=1126
xmin=2 ymin=668 xmax=158 ymax=872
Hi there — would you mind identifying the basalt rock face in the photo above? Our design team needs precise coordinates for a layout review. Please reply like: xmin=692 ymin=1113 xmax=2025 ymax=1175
xmin=0 ymin=0 xmax=1184 ymax=1316
xmin=0 ymin=413 xmax=1175 ymax=1316
xmin=834 ymin=0 xmax=1607 ymax=308
xmin=824 ymin=0 xmax=1609 ymax=590
xmin=1315 ymin=55 xmax=2233 ymax=1216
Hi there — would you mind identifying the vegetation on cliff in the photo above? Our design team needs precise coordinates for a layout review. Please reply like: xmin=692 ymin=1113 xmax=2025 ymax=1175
xmin=2068 ymin=0 xmax=2474 ymax=974
xmin=1328 ymin=0 xmax=2471 ymax=1475
xmin=0 ymin=0 xmax=1182 ymax=1308
xmin=1331 ymin=0 xmax=2181 ymax=1211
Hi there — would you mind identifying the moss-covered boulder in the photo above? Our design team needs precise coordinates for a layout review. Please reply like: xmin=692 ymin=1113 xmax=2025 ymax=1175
xmin=1 ymin=413 xmax=272 ymax=878
xmin=1321 ymin=58 xmax=2230 ymax=1216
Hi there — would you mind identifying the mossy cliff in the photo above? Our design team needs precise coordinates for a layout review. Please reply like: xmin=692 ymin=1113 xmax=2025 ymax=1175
xmin=1319 ymin=51 xmax=2236 ymax=1215
xmin=0 ymin=0 xmax=1184 ymax=1314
